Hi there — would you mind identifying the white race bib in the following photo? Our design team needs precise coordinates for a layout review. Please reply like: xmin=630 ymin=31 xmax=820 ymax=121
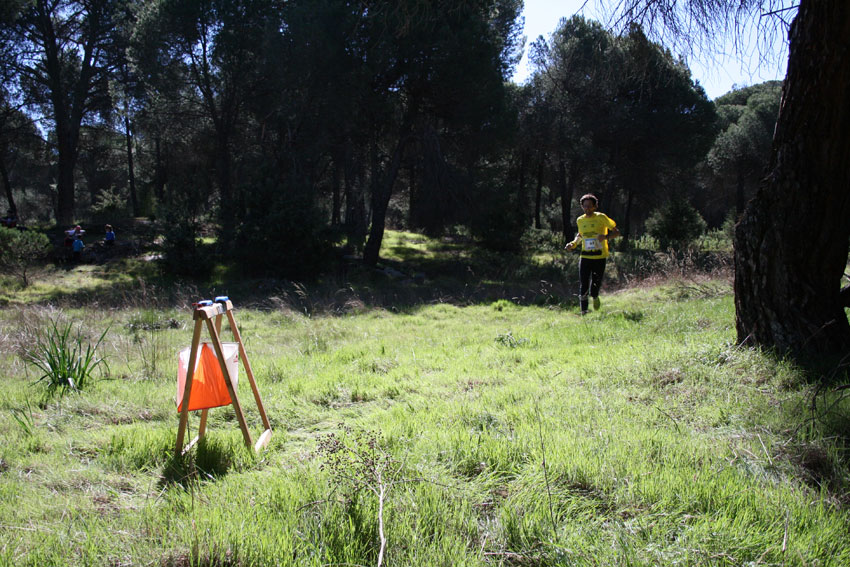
xmin=583 ymin=237 xmax=601 ymax=251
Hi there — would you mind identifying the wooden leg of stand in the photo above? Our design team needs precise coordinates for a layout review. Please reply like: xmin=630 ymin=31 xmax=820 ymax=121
xmin=226 ymin=310 xmax=272 ymax=432
xmin=205 ymin=318 xmax=253 ymax=448
xmin=198 ymin=408 xmax=209 ymax=438
xmin=176 ymin=320 xmax=204 ymax=457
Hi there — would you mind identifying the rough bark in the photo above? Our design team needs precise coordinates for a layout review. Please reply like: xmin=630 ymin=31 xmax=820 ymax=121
xmin=734 ymin=0 xmax=850 ymax=356
xmin=0 ymin=159 xmax=16 ymax=218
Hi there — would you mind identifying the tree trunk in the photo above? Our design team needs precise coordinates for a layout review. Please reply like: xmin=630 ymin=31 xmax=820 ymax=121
xmin=36 ymin=0 xmax=99 ymax=226
xmin=409 ymin=160 xmax=423 ymax=229
xmin=331 ymin=152 xmax=342 ymax=226
xmin=123 ymin=102 xmax=138 ymax=217
xmin=154 ymin=136 xmax=166 ymax=203
xmin=344 ymin=153 xmax=366 ymax=252
xmin=216 ymin=135 xmax=235 ymax=238
xmin=517 ymin=150 xmax=528 ymax=228
xmin=557 ymin=158 xmax=576 ymax=241
xmin=0 ymin=160 xmax=17 ymax=218
xmin=55 ymin=143 xmax=76 ymax=226
xmin=534 ymin=156 xmax=544 ymax=229
xmin=363 ymin=134 xmax=409 ymax=267
xmin=735 ymin=162 xmax=746 ymax=216
xmin=622 ymin=185 xmax=634 ymax=240
xmin=734 ymin=0 xmax=850 ymax=356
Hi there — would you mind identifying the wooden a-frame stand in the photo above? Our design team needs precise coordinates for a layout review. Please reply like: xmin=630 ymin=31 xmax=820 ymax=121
xmin=176 ymin=298 xmax=272 ymax=457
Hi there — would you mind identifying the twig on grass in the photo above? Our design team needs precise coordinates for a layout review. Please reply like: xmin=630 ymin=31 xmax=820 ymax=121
xmin=757 ymin=434 xmax=774 ymax=467
xmin=296 ymin=498 xmax=331 ymax=513
xmin=483 ymin=550 xmax=529 ymax=560
xmin=654 ymin=406 xmax=681 ymax=433
xmin=782 ymin=509 xmax=791 ymax=553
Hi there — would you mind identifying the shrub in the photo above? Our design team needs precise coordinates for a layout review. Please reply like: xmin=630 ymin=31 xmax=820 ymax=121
xmin=90 ymin=187 xmax=130 ymax=222
xmin=235 ymin=178 xmax=333 ymax=277
xmin=722 ymin=210 xmax=739 ymax=242
xmin=26 ymin=319 xmax=109 ymax=402
xmin=645 ymin=197 xmax=707 ymax=250
xmin=468 ymin=189 xmax=526 ymax=253
xmin=158 ymin=198 xmax=214 ymax=278
xmin=520 ymin=228 xmax=564 ymax=254
xmin=0 ymin=227 xmax=51 ymax=287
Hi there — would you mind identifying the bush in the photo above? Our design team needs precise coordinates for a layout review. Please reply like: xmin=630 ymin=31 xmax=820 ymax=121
xmin=235 ymin=178 xmax=333 ymax=278
xmin=645 ymin=197 xmax=707 ymax=250
xmin=520 ymin=228 xmax=564 ymax=254
xmin=158 ymin=198 xmax=214 ymax=279
xmin=0 ymin=227 xmax=51 ymax=286
xmin=468 ymin=187 xmax=526 ymax=253
xmin=90 ymin=187 xmax=130 ymax=222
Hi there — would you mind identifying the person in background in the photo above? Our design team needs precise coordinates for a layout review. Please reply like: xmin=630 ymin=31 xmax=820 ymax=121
xmin=104 ymin=224 xmax=115 ymax=246
xmin=1 ymin=210 xmax=16 ymax=228
xmin=565 ymin=193 xmax=620 ymax=314
xmin=72 ymin=234 xmax=85 ymax=261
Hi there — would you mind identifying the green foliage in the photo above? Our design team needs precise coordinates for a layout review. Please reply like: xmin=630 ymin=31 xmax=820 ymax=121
xmin=494 ymin=330 xmax=529 ymax=347
xmin=706 ymin=81 xmax=782 ymax=221
xmin=0 ymin=227 xmax=50 ymax=287
xmin=520 ymin=227 xmax=564 ymax=254
xmin=90 ymin=186 xmax=130 ymax=222
xmin=645 ymin=197 xmax=707 ymax=250
xmin=25 ymin=319 xmax=108 ymax=402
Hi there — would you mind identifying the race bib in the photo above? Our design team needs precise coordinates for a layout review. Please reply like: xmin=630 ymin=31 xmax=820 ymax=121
xmin=583 ymin=237 xmax=601 ymax=251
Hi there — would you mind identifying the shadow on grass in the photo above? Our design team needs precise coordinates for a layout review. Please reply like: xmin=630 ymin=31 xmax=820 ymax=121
xmin=21 ymin=241 xmax=580 ymax=313
xmin=11 ymin=227 xmax=737 ymax=317
xmin=159 ymin=437 xmax=255 ymax=490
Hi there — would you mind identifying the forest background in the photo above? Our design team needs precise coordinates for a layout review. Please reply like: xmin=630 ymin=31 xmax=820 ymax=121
xmin=0 ymin=0 xmax=782 ymax=275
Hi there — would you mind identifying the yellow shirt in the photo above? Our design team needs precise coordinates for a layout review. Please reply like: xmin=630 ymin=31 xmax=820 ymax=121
xmin=571 ymin=212 xmax=617 ymax=259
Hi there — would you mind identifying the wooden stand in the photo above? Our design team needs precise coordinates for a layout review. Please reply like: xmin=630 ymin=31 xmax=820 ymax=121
xmin=175 ymin=299 xmax=272 ymax=456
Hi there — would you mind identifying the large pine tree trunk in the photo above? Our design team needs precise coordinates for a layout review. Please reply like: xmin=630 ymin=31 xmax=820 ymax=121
xmin=734 ymin=0 xmax=850 ymax=356
xmin=0 ymin=160 xmax=17 ymax=218
xmin=55 ymin=141 xmax=76 ymax=226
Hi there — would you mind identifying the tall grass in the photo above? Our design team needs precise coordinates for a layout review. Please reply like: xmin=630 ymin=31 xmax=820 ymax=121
xmin=0 ymin=231 xmax=847 ymax=566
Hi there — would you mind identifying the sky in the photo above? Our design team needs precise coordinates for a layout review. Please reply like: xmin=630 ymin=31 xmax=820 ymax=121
xmin=511 ymin=0 xmax=790 ymax=100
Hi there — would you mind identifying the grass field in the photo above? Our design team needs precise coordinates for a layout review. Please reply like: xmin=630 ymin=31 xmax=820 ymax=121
xmin=0 ymin=231 xmax=848 ymax=566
